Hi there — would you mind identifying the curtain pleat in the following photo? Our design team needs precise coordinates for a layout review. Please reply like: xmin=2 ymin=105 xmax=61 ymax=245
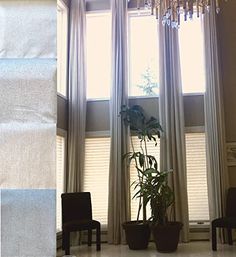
xmin=159 ymin=7 xmax=189 ymax=242
xmin=203 ymin=0 xmax=228 ymax=242
xmin=67 ymin=0 xmax=87 ymax=193
xmin=108 ymin=0 xmax=130 ymax=245
xmin=66 ymin=0 xmax=87 ymax=246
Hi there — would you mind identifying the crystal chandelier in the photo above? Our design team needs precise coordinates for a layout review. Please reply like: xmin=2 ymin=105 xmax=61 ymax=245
xmin=136 ymin=0 xmax=228 ymax=29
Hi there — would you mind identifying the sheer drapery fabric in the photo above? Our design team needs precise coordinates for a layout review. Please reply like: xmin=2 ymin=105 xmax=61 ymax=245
xmin=108 ymin=0 xmax=130 ymax=245
xmin=67 ymin=0 xmax=87 ymax=193
xmin=203 ymin=0 xmax=228 ymax=240
xmin=158 ymin=7 xmax=189 ymax=242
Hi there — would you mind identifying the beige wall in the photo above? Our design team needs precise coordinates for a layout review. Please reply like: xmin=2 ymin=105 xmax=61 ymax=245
xmin=57 ymin=95 xmax=68 ymax=130
xmin=218 ymin=1 xmax=236 ymax=186
xmin=86 ymin=95 xmax=204 ymax=132
xmin=57 ymin=0 xmax=69 ymax=131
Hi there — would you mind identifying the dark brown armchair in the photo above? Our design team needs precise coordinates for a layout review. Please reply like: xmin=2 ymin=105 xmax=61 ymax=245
xmin=212 ymin=187 xmax=236 ymax=251
xmin=61 ymin=192 xmax=101 ymax=255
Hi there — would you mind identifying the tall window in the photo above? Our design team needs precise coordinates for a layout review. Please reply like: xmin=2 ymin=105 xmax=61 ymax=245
xmin=57 ymin=0 xmax=68 ymax=97
xmin=130 ymin=136 xmax=160 ymax=220
xmin=128 ymin=13 xmax=205 ymax=96
xmin=86 ymin=13 xmax=111 ymax=99
xmin=83 ymin=137 xmax=110 ymax=226
xmin=56 ymin=134 xmax=66 ymax=232
xmin=129 ymin=13 xmax=159 ymax=97
xmin=179 ymin=17 xmax=206 ymax=94
xmin=185 ymin=132 xmax=209 ymax=222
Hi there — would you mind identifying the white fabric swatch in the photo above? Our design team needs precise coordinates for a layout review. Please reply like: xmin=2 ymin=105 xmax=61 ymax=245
xmin=0 ymin=59 xmax=57 ymax=124
xmin=0 ymin=123 xmax=56 ymax=189
xmin=0 ymin=0 xmax=56 ymax=58
xmin=0 ymin=189 xmax=56 ymax=257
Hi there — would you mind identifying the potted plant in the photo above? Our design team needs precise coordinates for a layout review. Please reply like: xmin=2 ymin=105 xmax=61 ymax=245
xmin=120 ymin=105 xmax=162 ymax=250
xmin=121 ymin=104 xmax=183 ymax=252
xmin=138 ymin=168 xmax=183 ymax=252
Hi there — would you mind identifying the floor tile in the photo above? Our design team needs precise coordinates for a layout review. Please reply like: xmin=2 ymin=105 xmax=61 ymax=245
xmin=57 ymin=241 xmax=236 ymax=257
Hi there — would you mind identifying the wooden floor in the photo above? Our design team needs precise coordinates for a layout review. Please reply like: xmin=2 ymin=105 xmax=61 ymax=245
xmin=57 ymin=241 xmax=236 ymax=257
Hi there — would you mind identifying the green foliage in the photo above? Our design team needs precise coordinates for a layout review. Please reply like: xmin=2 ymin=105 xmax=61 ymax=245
xmin=137 ymin=170 xmax=174 ymax=225
xmin=120 ymin=105 xmax=162 ymax=143
xmin=120 ymin=105 xmax=174 ymax=225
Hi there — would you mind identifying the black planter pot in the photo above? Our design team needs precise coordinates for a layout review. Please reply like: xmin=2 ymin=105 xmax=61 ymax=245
xmin=152 ymin=221 xmax=183 ymax=253
xmin=122 ymin=221 xmax=151 ymax=250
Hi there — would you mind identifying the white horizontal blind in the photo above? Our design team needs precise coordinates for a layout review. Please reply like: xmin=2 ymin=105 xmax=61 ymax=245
xmin=84 ymin=137 xmax=110 ymax=225
xmin=130 ymin=136 xmax=160 ymax=221
xmin=186 ymin=133 xmax=209 ymax=221
xmin=56 ymin=135 xmax=66 ymax=232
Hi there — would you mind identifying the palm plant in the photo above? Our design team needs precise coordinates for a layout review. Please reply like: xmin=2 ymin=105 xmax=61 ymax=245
xmin=139 ymin=169 xmax=174 ymax=225
xmin=120 ymin=105 xmax=163 ymax=222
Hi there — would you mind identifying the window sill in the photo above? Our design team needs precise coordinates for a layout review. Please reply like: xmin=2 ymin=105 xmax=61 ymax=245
xmin=57 ymin=93 xmax=68 ymax=100
xmin=86 ymin=93 xmax=204 ymax=102
xmin=190 ymin=221 xmax=210 ymax=231
xmin=87 ymin=97 xmax=109 ymax=102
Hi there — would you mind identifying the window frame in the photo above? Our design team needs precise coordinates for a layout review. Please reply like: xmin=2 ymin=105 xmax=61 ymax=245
xmin=128 ymin=10 xmax=160 ymax=99
xmin=185 ymin=126 xmax=210 ymax=228
xmin=84 ymin=130 xmax=110 ymax=230
xmin=56 ymin=128 xmax=67 ymax=233
xmin=178 ymin=15 xmax=206 ymax=95
xmin=85 ymin=9 xmax=205 ymax=103
xmin=57 ymin=0 xmax=69 ymax=99
xmin=86 ymin=11 xmax=112 ymax=101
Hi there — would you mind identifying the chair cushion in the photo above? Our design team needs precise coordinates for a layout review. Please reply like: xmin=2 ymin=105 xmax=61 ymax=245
xmin=212 ymin=217 xmax=236 ymax=228
xmin=63 ymin=219 xmax=100 ymax=232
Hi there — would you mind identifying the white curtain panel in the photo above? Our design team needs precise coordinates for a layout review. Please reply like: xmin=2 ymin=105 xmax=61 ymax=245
xmin=0 ymin=0 xmax=56 ymax=58
xmin=108 ymin=0 xmax=130 ymax=245
xmin=0 ymin=0 xmax=56 ymax=256
xmin=67 ymin=0 xmax=87 ymax=193
xmin=203 ymin=0 xmax=228 ymax=231
xmin=159 ymin=7 xmax=189 ymax=242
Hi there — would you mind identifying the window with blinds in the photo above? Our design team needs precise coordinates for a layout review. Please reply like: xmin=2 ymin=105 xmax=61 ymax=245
xmin=84 ymin=137 xmax=110 ymax=226
xmin=56 ymin=135 xmax=66 ymax=232
xmin=186 ymin=132 xmax=209 ymax=222
xmin=130 ymin=136 xmax=160 ymax=221
xmin=129 ymin=133 xmax=210 ymax=223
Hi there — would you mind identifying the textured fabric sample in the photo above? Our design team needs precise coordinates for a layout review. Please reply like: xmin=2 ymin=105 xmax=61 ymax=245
xmin=0 ymin=0 xmax=57 ymax=255
xmin=0 ymin=123 xmax=56 ymax=189
xmin=0 ymin=59 xmax=57 ymax=124
xmin=0 ymin=189 xmax=56 ymax=257
xmin=0 ymin=0 xmax=56 ymax=58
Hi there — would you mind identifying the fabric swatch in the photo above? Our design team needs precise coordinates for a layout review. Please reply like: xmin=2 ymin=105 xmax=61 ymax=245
xmin=0 ymin=189 xmax=56 ymax=257
xmin=0 ymin=123 xmax=56 ymax=189
xmin=0 ymin=59 xmax=57 ymax=124
xmin=0 ymin=0 xmax=56 ymax=58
